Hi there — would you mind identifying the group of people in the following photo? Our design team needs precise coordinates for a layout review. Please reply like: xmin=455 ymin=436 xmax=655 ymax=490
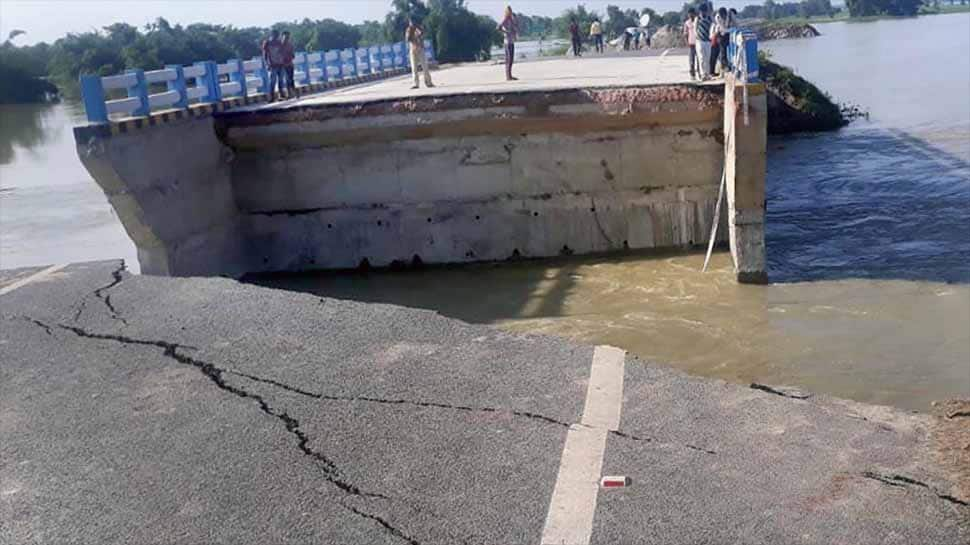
xmin=406 ymin=6 xmax=519 ymax=87
xmin=683 ymin=4 xmax=738 ymax=81
xmin=261 ymin=30 xmax=296 ymax=101
xmin=370 ymin=3 xmax=742 ymax=95
xmin=571 ymin=18 xmax=649 ymax=57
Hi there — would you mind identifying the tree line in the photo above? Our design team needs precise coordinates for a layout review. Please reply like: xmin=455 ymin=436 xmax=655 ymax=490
xmin=0 ymin=0 xmax=931 ymax=104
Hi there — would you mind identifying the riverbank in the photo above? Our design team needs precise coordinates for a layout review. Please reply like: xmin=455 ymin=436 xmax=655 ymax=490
xmin=2 ymin=260 xmax=968 ymax=543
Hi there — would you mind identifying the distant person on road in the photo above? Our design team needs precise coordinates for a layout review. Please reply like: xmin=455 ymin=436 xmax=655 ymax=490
xmin=694 ymin=4 xmax=713 ymax=80
xmin=261 ymin=29 xmax=287 ymax=101
xmin=569 ymin=18 xmax=582 ymax=57
xmin=590 ymin=19 xmax=604 ymax=53
xmin=281 ymin=31 xmax=296 ymax=95
xmin=498 ymin=6 xmax=519 ymax=81
xmin=405 ymin=18 xmax=434 ymax=89
xmin=684 ymin=8 xmax=698 ymax=80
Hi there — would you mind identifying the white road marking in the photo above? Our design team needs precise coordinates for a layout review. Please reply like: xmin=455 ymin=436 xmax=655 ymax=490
xmin=541 ymin=345 xmax=627 ymax=545
xmin=0 ymin=264 xmax=67 ymax=297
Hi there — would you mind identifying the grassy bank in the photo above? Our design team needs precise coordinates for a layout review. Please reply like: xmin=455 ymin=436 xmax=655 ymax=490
xmin=759 ymin=53 xmax=849 ymax=134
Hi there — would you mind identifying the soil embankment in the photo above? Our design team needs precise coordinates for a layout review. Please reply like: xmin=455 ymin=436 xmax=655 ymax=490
xmin=649 ymin=21 xmax=820 ymax=49
xmin=760 ymin=57 xmax=849 ymax=134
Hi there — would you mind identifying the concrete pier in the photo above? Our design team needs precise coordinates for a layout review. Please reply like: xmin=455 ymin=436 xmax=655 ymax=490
xmin=74 ymin=56 xmax=766 ymax=281
xmin=2 ymin=261 xmax=967 ymax=543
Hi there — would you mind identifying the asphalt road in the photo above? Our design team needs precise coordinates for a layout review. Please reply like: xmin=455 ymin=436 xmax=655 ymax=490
xmin=1 ymin=261 xmax=967 ymax=544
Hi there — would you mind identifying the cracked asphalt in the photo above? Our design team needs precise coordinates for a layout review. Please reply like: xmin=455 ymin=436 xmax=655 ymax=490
xmin=1 ymin=260 xmax=967 ymax=544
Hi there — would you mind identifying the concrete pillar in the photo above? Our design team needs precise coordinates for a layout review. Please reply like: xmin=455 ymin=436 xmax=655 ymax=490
xmin=724 ymin=75 xmax=768 ymax=284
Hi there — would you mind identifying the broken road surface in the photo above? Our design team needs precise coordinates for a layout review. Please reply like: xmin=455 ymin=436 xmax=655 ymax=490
xmin=2 ymin=261 xmax=967 ymax=544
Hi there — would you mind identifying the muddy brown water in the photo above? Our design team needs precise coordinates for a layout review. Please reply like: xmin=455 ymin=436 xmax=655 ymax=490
xmin=252 ymin=251 xmax=969 ymax=412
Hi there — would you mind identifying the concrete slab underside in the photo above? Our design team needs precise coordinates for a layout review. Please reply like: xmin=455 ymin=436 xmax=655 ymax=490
xmin=2 ymin=261 xmax=967 ymax=544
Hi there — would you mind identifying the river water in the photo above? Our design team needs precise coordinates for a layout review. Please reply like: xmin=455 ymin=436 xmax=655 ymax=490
xmin=2 ymin=14 xmax=968 ymax=410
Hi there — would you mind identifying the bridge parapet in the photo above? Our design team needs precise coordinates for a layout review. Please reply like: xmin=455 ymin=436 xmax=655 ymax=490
xmin=80 ymin=40 xmax=434 ymax=124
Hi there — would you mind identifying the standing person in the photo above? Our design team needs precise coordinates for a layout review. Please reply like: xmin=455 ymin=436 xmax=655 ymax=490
xmin=498 ymin=6 xmax=519 ymax=81
xmin=683 ymin=8 xmax=698 ymax=80
xmin=569 ymin=18 xmax=582 ymax=57
xmin=261 ymin=29 xmax=287 ymax=101
xmin=281 ymin=31 xmax=296 ymax=96
xmin=693 ymin=4 xmax=713 ymax=80
xmin=710 ymin=8 xmax=731 ymax=76
xmin=405 ymin=18 xmax=434 ymax=89
xmin=590 ymin=19 xmax=603 ymax=54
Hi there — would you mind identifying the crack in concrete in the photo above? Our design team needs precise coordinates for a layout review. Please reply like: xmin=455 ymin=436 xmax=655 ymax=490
xmin=19 ymin=316 xmax=53 ymax=335
xmin=589 ymin=197 xmax=616 ymax=248
xmin=750 ymin=383 xmax=811 ymax=400
xmin=30 ymin=317 xmax=492 ymax=544
xmin=607 ymin=429 xmax=717 ymax=455
xmin=23 ymin=319 xmax=436 ymax=542
xmin=340 ymin=503 xmax=422 ymax=545
xmin=48 ymin=321 xmax=386 ymax=498
xmin=228 ymin=368 xmax=574 ymax=428
xmin=73 ymin=261 xmax=128 ymax=325
xmin=230 ymin=369 xmax=718 ymax=455
xmin=862 ymin=471 xmax=969 ymax=508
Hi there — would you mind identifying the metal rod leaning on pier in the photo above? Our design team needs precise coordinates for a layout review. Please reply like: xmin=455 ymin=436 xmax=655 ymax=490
xmin=79 ymin=40 xmax=436 ymax=124
xmin=703 ymin=29 xmax=755 ymax=273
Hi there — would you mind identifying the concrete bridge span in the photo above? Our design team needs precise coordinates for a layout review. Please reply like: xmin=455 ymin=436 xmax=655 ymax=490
xmin=74 ymin=56 xmax=766 ymax=282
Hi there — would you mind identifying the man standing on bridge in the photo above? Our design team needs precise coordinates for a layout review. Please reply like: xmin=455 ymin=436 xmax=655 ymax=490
xmin=281 ymin=31 xmax=296 ymax=96
xmin=498 ymin=6 xmax=519 ymax=81
xmin=262 ymin=30 xmax=288 ymax=101
xmin=406 ymin=18 xmax=434 ymax=90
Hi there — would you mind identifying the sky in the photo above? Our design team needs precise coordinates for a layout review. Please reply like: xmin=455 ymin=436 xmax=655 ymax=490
xmin=0 ymin=0 xmax=755 ymax=45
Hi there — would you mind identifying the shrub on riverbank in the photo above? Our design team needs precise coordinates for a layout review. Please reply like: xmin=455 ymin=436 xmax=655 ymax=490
xmin=0 ymin=63 xmax=58 ymax=104
xmin=760 ymin=54 xmax=848 ymax=134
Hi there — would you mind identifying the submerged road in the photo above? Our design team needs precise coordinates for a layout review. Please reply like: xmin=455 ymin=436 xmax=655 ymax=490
xmin=1 ymin=261 xmax=967 ymax=544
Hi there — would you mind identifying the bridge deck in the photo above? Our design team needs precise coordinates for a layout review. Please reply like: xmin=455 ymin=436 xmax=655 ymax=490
xmin=233 ymin=54 xmax=697 ymax=112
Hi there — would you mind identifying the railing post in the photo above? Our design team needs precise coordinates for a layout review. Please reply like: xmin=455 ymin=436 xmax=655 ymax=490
xmin=314 ymin=53 xmax=326 ymax=82
xmin=369 ymin=46 xmax=381 ymax=74
xmin=357 ymin=48 xmax=369 ymax=76
xmin=300 ymin=53 xmax=312 ymax=86
xmin=127 ymin=69 xmax=150 ymax=117
xmin=255 ymin=57 xmax=269 ymax=94
xmin=342 ymin=49 xmax=356 ymax=78
xmin=79 ymin=74 xmax=108 ymax=123
xmin=228 ymin=59 xmax=247 ymax=98
xmin=195 ymin=61 xmax=221 ymax=104
xmin=166 ymin=65 xmax=189 ymax=108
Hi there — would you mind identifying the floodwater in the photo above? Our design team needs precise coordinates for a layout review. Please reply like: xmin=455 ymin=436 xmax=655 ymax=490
xmin=2 ymin=14 xmax=968 ymax=410
xmin=0 ymin=101 xmax=138 ymax=271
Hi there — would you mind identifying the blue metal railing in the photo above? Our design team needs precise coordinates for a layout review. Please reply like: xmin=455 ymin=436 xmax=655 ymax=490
xmin=80 ymin=39 xmax=437 ymax=124
xmin=727 ymin=29 xmax=759 ymax=82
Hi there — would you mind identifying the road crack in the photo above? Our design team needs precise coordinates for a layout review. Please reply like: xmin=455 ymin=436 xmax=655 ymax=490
xmin=862 ymin=471 xmax=969 ymax=508
xmin=750 ymin=383 xmax=812 ymax=400
xmin=230 ymin=370 xmax=717 ymax=455
xmin=73 ymin=261 xmax=128 ymax=325
xmin=24 ymin=319 xmax=434 ymax=542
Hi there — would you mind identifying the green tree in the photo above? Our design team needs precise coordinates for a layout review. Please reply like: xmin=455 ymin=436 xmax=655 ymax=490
xmin=384 ymin=0 xmax=430 ymax=41
xmin=425 ymin=0 xmax=499 ymax=62
xmin=357 ymin=21 xmax=385 ymax=47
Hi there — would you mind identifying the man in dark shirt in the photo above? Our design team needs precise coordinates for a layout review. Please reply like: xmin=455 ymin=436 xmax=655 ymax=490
xmin=281 ymin=31 xmax=296 ymax=95
xmin=261 ymin=30 xmax=287 ymax=101
xmin=569 ymin=18 xmax=582 ymax=57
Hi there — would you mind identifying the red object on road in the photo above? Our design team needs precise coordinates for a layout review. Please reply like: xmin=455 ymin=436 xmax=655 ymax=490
xmin=600 ymin=476 xmax=630 ymax=488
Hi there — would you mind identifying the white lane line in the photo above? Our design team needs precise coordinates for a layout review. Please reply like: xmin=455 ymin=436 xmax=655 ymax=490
xmin=0 ymin=264 xmax=67 ymax=297
xmin=541 ymin=345 xmax=627 ymax=545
